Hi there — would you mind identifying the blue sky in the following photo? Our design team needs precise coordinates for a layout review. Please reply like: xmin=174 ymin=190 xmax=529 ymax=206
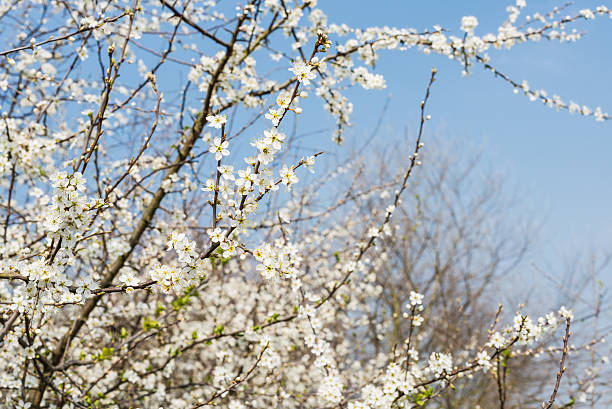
xmin=313 ymin=0 xmax=612 ymax=303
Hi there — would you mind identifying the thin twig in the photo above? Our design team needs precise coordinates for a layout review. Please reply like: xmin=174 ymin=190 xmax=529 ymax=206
xmin=542 ymin=317 xmax=572 ymax=409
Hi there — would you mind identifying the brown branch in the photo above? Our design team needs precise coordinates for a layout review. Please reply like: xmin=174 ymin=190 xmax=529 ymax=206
xmin=542 ymin=317 xmax=572 ymax=409
xmin=0 ymin=311 xmax=19 ymax=342
xmin=159 ymin=0 xmax=230 ymax=48
xmin=497 ymin=354 xmax=506 ymax=409
xmin=93 ymin=280 xmax=157 ymax=295
xmin=0 ymin=12 xmax=128 ymax=57
xmin=191 ymin=343 xmax=270 ymax=408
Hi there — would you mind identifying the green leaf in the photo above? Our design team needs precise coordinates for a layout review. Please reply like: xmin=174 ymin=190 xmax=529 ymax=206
xmin=501 ymin=349 xmax=510 ymax=368
xmin=94 ymin=347 xmax=114 ymax=362
xmin=142 ymin=316 xmax=160 ymax=331
xmin=267 ymin=313 xmax=280 ymax=323
xmin=171 ymin=293 xmax=191 ymax=311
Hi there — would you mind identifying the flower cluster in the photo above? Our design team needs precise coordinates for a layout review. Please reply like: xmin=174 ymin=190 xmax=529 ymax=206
xmin=301 ymin=305 xmax=344 ymax=404
xmin=279 ymin=165 xmax=299 ymax=189
xmin=251 ymin=128 xmax=286 ymax=165
xmin=344 ymin=294 xmax=573 ymax=408
xmin=403 ymin=290 xmax=425 ymax=326
xmin=460 ymin=15 xmax=479 ymax=34
xmin=348 ymin=362 xmax=418 ymax=408
xmin=206 ymin=227 xmax=237 ymax=258
xmin=43 ymin=171 xmax=101 ymax=264
xmin=0 ymin=119 xmax=53 ymax=178
xmin=149 ymin=232 xmax=207 ymax=293
xmin=289 ymin=60 xmax=316 ymax=85
xmin=6 ymin=260 xmax=73 ymax=315
xmin=428 ymin=352 xmax=453 ymax=376
xmin=253 ymin=239 xmax=302 ymax=281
